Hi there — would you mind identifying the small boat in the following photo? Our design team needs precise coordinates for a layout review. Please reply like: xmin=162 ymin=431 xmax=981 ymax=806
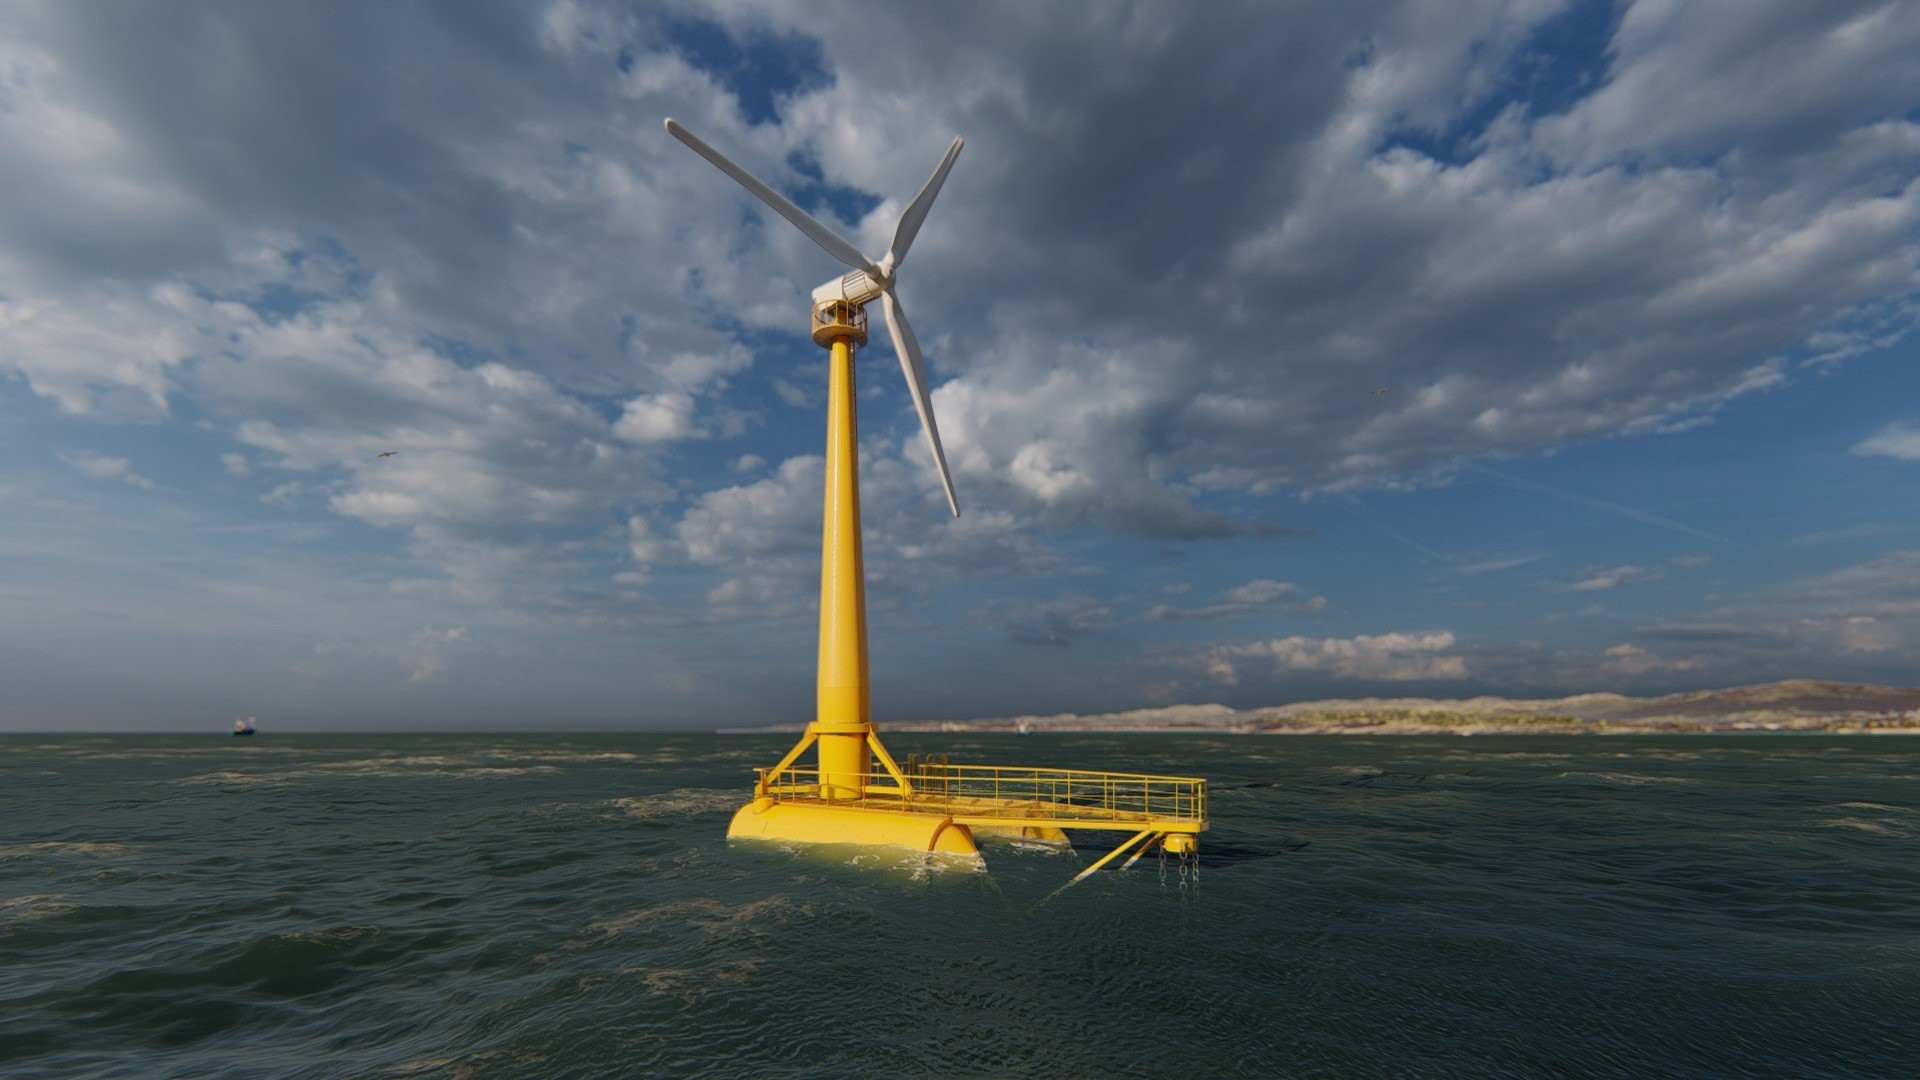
xmin=232 ymin=717 xmax=257 ymax=737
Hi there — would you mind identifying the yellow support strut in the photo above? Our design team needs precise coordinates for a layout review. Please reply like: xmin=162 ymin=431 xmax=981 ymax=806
xmin=1039 ymin=829 xmax=1159 ymax=905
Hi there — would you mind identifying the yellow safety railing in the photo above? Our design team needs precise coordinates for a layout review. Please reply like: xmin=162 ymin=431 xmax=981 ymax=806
xmin=752 ymin=761 xmax=1208 ymax=829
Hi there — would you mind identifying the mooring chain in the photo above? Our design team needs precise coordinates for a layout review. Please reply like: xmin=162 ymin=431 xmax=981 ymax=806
xmin=1164 ymin=840 xmax=1194 ymax=892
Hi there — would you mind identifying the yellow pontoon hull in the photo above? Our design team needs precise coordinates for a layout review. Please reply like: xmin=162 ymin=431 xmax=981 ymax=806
xmin=727 ymin=796 xmax=980 ymax=856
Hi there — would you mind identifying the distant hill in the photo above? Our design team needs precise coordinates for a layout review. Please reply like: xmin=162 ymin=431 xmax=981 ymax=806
xmin=1600 ymin=679 xmax=1920 ymax=720
xmin=866 ymin=680 xmax=1920 ymax=735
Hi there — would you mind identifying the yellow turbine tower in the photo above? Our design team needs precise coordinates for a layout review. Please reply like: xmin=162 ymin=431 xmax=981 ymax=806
xmin=666 ymin=119 xmax=1205 ymax=882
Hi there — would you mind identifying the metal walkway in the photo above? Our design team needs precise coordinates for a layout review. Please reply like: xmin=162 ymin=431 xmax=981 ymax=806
xmin=755 ymin=760 xmax=1209 ymax=834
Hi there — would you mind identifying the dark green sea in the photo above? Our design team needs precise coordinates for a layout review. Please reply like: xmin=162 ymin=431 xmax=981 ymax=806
xmin=2 ymin=734 xmax=1916 ymax=1078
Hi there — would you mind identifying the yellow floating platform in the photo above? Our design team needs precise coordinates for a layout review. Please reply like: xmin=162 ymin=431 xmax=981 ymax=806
xmin=726 ymin=749 xmax=1207 ymax=884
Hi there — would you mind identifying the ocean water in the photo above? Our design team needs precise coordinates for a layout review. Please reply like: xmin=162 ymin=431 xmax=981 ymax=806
xmin=2 ymin=733 xmax=1916 ymax=1078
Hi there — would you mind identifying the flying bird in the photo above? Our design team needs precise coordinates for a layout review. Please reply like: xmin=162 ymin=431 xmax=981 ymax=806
xmin=378 ymin=450 xmax=398 ymax=458
xmin=1372 ymin=387 xmax=1391 ymax=395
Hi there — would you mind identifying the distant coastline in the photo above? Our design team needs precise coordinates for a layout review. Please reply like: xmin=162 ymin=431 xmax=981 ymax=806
xmin=717 ymin=679 xmax=1920 ymax=735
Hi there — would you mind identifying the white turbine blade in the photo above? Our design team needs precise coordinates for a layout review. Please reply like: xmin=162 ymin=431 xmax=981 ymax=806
xmin=886 ymin=136 xmax=963 ymax=272
xmin=881 ymin=288 xmax=959 ymax=518
xmin=664 ymin=118 xmax=877 ymax=275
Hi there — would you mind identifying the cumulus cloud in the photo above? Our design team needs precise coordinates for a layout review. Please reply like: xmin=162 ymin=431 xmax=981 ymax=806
xmin=614 ymin=391 xmax=699 ymax=443
xmin=262 ymin=481 xmax=307 ymax=508
xmin=1599 ymin=643 xmax=1703 ymax=677
xmin=407 ymin=625 xmax=469 ymax=684
xmin=58 ymin=451 xmax=155 ymax=490
xmin=1770 ymin=550 xmax=1920 ymax=659
xmin=646 ymin=450 xmax=1063 ymax=621
xmin=4 ymin=251 xmax=678 ymax=611
xmin=1196 ymin=630 xmax=1469 ymax=685
xmin=6 ymin=2 xmax=1920 ymax=722
xmin=1854 ymin=421 xmax=1920 ymax=460
xmin=1599 ymin=549 xmax=1920 ymax=682
xmin=1453 ymin=551 xmax=1548 ymax=575
xmin=0 ymin=292 xmax=192 ymax=415
xmin=1545 ymin=564 xmax=1662 ymax=592
xmin=756 ymin=0 xmax=1920 ymax=521
xmin=1143 ymin=578 xmax=1327 ymax=621
xmin=997 ymin=594 xmax=1115 ymax=649
xmin=7 ymin=1 xmax=1918 ymax=561
xmin=206 ymin=289 xmax=663 ymax=547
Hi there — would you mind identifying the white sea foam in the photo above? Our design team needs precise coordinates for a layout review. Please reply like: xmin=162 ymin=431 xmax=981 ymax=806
xmin=583 ymin=895 xmax=814 ymax=940
xmin=1836 ymin=801 xmax=1914 ymax=814
xmin=1557 ymin=771 xmax=1701 ymax=786
xmin=1819 ymin=801 xmax=1914 ymax=837
xmin=0 ymin=841 xmax=138 ymax=860
xmin=60 ymin=745 xmax=307 ymax=760
xmin=1609 ymin=750 xmax=1704 ymax=762
xmin=173 ymin=769 xmax=269 ymax=785
xmin=175 ymin=760 xmax=561 ymax=785
xmin=772 ymin=841 xmax=988 ymax=878
xmin=0 ymin=893 xmax=78 ymax=924
xmin=636 ymin=957 xmax=764 ymax=999
xmin=285 ymin=924 xmax=381 ymax=945
xmin=384 ymin=1049 xmax=548 ymax=1075
xmin=1820 ymin=817 xmax=1904 ymax=836
xmin=610 ymin=788 xmax=741 ymax=819
xmin=471 ymin=748 xmax=647 ymax=764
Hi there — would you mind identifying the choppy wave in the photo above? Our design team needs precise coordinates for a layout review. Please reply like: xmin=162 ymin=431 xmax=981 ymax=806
xmin=584 ymin=895 xmax=815 ymax=939
xmin=1818 ymin=800 xmax=1917 ymax=837
xmin=1555 ymin=770 xmax=1703 ymax=786
xmin=1439 ymin=748 xmax=1576 ymax=761
xmin=0 ymin=893 xmax=78 ymax=925
xmin=1835 ymin=800 xmax=1915 ymax=814
xmin=2 ymin=732 xmax=1916 ymax=1077
xmin=0 ymin=841 xmax=138 ymax=860
xmin=1821 ymin=816 xmax=1904 ymax=835
xmin=174 ymin=759 xmax=562 ymax=785
xmin=609 ymin=788 xmax=742 ymax=819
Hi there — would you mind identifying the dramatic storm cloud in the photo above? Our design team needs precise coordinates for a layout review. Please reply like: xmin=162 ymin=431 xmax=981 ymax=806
xmin=3 ymin=0 xmax=1919 ymax=728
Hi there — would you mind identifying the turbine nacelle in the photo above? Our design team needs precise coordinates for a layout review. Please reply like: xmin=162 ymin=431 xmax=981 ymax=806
xmin=811 ymin=269 xmax=888 ymax=307
xmin=665 ymin=118 xmax=962 ymax=518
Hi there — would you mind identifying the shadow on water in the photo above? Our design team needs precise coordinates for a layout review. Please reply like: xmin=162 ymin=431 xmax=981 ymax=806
xmin=1196 ymin=837 xmax=1311 ymax=869
xmin=1333 ymin=769 xmax=1432 ymax=788
xmin=1216 ymin=768 xmax=1449 ymax=791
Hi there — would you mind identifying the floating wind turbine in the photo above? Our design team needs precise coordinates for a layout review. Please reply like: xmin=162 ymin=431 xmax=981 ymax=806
xmin=664 ymin=118 xmax=961 ymax=516
xmin=665 ymin=117 xmax=1207 ymax=880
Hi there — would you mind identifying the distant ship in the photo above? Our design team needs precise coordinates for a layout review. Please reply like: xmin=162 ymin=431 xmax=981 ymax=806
xmin=232 ymin=717 xmax=256 ymax=737
xmin=1015 ymin=719 xmax=1033 ymax=737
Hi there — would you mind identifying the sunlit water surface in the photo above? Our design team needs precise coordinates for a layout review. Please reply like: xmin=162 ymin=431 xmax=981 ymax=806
xmin=2 ymin=734 xmax=1916 ymax=1077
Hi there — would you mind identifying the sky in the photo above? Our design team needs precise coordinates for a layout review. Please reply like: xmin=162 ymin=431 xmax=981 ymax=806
xmin=2 ymin=0 xmax=1919 ymax=731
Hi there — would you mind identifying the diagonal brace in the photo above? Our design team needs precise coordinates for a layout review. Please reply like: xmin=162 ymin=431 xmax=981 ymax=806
xmin=758 ymin=725 xmax=819 ymax=796
xmin=1039 ymin=829 xmax=1158 ymax=906
xmin=867 ymin=731 xmax=913 ymax=796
